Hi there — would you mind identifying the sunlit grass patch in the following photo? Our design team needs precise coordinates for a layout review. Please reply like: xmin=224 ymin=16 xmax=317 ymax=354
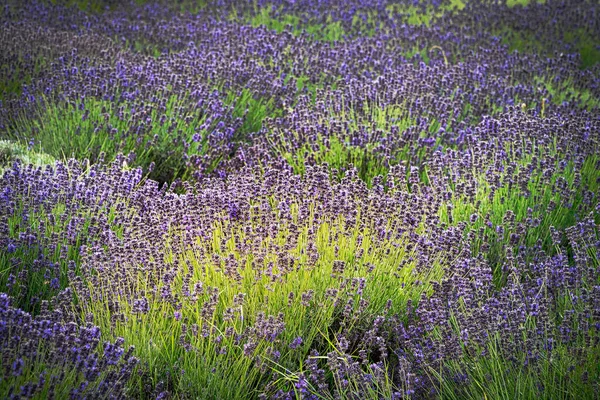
xmin=385 ymin=0 xmax=466 ymax=27
xmin=506 ymin=0 xmax=546 ymax=7
xmin=279 ymin=136 xmax=392 ymax=187
xmin=0 ymin=140 xmax=55 ymax=175
xmin=246 ymin=6 xmax=346 ymax=42
xmin=6 ymin=94 xmax=212 ymax=182
xmin=224 ymin=88 xmax=284 ymax=141
xmin=242 ymin=0 xmax=464 ymax=42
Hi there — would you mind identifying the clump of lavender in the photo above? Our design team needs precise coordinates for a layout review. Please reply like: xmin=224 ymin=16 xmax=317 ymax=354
xmin=0 ymin=157 xmax=142 ymax=312
xmin=0 ymin=292 xmax=138 ymax=399
xmin=380 ymin=215 xmax=600 ymax=399
xmin=61 ymin=160 xmax=457 ymax=397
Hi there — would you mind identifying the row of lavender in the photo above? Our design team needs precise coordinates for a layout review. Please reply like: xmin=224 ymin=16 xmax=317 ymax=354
xmin=2 ymin=0 xmax=599 ymax=181
xmin=1 ymin=0 xmax=599 ymax=398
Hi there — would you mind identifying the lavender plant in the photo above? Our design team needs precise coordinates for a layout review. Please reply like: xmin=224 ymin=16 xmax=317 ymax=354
xmin=1 ymin=0 xmax=599 ymax=399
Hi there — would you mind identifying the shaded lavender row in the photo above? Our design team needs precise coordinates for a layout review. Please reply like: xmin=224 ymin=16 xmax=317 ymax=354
xmin=4 ymin=1 xmax=598 ymax=111
xmin=0 ymin=155 xmax=142 ymax=309
xmin=1 ymin=0 xmax=599 ymax=181
xmin=0 ymin=159 xmax=144 ymax=397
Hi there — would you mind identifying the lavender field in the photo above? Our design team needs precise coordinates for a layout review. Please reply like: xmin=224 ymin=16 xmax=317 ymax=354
xmin=1 ymin=0 xmax=599 ymax=398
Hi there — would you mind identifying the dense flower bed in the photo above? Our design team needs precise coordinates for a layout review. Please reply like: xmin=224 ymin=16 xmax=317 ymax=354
xmin=1 ymin=0 xmax=599 ymax=398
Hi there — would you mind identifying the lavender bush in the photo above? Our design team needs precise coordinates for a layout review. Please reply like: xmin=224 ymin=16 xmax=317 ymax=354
xmin=1 ymin=0 xmax=599 ymax=398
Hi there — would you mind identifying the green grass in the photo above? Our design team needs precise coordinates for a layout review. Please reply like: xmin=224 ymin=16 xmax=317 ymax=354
xmin=6 ymin=94 xmax=209 ymax=182
xmin=279 ymin=135 xmax=393 ymax=187
xmin=0 ymin=140 xmax=55 ymax=175
xmin=535 ymin=76 xmax=600 ymax=110
xmin=243 ymin=0 xmax=465 ymax=43
xmin=499 ymin=24 xmax=600 ymax=70
xmin=224 ymin=88 xmax=284 ymax=141
xmin=506 ymin=0 xmax=546 ymax=7
xmin=385 ymin=1 xmax=465 ymax=28
xmin=429 ymin=334 xmax=600 ymax=400
xmin=246 ymin=6 xmax=346 ymax=42
xmin=268 ymin=100 xmax=430 ymax=187
xmin=578 ymin=43 xmax=600 ymax=69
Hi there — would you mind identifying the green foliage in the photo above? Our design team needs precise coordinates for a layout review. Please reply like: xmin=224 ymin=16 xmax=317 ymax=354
xmin=224 ymin=88 xmax=284 ymax=141
xmin=385 ymin=3 xmax=455 ymax=28
xmin=270 ymin=102 xmax=417 ymax=187
xmin=577 ymin=43 xmax=600 ymax=69
xmin=0 ymin=140 xmax=55 ymax=175
xmin=535 ymin=76 xmax=600 ymax=110
xmin=0 ymin=56 xmax=49 ymax=98
xmin=429 ymin=335 xmax=600 ymax=400
xmin=5 ymin=89 xmax=278 ymax=183
xmin=500 ymin=25 xmax=600 ymax=70
xmin=7 ymin=95 xmax=205 ymax=182
xmin=506 ymin=0 xmax=546 ymax=7
xmin=248 ymin=6 xmax=346 ymax=42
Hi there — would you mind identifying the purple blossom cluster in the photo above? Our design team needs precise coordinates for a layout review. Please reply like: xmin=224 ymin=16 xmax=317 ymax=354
xmin=0 ymin=156 xmax=143 ymax=310
xmin=1 ymin=0 xmax=599 ymax=398
xmin=0 ymin=292 xmax=138 ymax=399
